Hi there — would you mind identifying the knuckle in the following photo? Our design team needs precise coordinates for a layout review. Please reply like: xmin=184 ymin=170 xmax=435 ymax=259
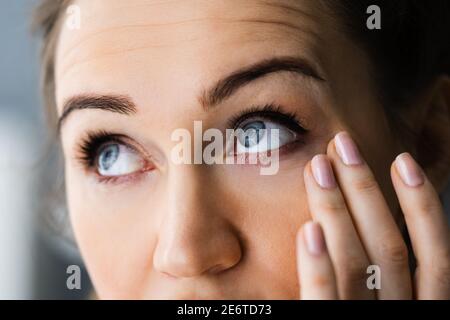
xmin=338 ymin=256 xmax=369 ymax=287
xmin=342 ymin=269 xmax=368 ymax=290
xmin=318 ymin=197 xmax=347 ymax=214
xmin=352 ymin=174 xmax=379 ymax=194
xmin=414 ymin=198 xmax=442 ymax=218
xmin=428 ymin=249 xmax=450 ymax=287
xmin=310 ymin=274 xmax=333 ymax=288
xmin=378 ymin=234 xmax=409 ymax=265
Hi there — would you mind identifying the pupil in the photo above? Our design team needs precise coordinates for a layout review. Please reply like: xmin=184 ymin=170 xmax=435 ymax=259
xmin=241 ymin=121 xmax=266 ymax=148
xmin=99 ymin=144 xmax=119 ymax=171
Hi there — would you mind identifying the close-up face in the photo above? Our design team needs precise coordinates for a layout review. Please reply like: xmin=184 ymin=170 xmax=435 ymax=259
xmin=54 ymin=0 xmax=415 ymax=299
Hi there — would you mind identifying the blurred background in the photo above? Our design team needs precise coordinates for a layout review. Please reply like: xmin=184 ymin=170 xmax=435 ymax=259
xmin=0 ymin=0 xmax=448 ymax=300
xmin=0 ymin=0 xmax=91 ymax=299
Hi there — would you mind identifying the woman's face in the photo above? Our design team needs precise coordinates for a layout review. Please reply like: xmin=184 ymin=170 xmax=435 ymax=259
xmin=55 ymin=0 xmax=402 ymax=299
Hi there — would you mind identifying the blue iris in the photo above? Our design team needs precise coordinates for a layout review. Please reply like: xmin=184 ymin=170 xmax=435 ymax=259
xmin=98 ymin=144 xmax=119 ymax=171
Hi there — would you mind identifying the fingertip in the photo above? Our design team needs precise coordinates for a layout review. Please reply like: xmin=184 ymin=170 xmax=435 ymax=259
xmin=326 ymin=136 xmax=336 ymax=156
xmin=296 ymin=224 xmax=305 ymax=245
xmin=296 ymin=221 xmax=311 ymax=253
xmin=296 ymin=225 xmax=306 ymax=264
xmin=303 ymin=160 xmax=312 ymax=180
xmin=303 ymin=221 xmax=327 ymax=256
xmin=303 ymin=160 xmax=320 ymax=193
xmin=394 ymin=152 xmax=425 ymax=188
xmin=390 ymin=158 xmax=398 ymax=180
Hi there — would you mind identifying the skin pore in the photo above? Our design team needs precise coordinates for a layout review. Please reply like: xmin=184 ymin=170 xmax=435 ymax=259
xmin=53 ymin=0 xmax=447 ymax=299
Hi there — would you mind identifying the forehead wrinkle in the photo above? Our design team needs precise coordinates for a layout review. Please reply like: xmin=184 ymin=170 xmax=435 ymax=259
xmin=255 ymin=0 xmax=319 ymax=21
xmin=58 ymin=0 xmax=322 ymax=57
xmin=59 ymin=19 xmax=211 ymax=61
xmin=59 ymin=12 xmax=320 ymax=60
xmin=57 ymin=0 xmax=326 ymax=90
xmin=234 ymin=18 xmax=323 ymax=43
xmin=57 ymin=17 xmax=320 ymax=82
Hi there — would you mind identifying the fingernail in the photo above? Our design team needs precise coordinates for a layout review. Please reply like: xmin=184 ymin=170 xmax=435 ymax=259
xmin=395 ymin=153 xmax=424 ymax=187
xmin=335 ymin=132 xmax=363 ymax=166
xmin=311 ymin=155 xmax=337 ymax=189
xmin=304 ymin=222 xmax=326 ymax=256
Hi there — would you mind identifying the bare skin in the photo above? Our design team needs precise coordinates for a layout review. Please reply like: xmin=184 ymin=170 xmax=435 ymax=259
xmin=54 ymin=0 xmax=450 ymax=299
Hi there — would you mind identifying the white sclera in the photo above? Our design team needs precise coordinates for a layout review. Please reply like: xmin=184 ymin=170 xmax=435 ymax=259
xmin=98 ymin=144 xmax=143 ymax=176
xmin=235 ymin=121 xmax=296 ymax=154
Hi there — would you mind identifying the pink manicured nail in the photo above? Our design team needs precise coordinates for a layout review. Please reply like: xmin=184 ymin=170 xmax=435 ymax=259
xmin=335 ymin=132 xmax=363 ymax=166
xmin=304 ymin=222 xmax=326 ymax=256
xmin=311 ymin=155 xmax=337 ymax=189
xmin=395 ymin=153 xmax=424 ymax=187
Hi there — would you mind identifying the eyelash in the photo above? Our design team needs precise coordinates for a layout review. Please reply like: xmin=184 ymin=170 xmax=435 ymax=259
xmin=77 ymin=132 xmax=152 ymax=184
xmin=227 ymin=103 xmax=307 ymax=134
xmin=78 ymin=130 xmax=125 ymax=168
xmin=76 ymin=103 xmax=308 ymax=181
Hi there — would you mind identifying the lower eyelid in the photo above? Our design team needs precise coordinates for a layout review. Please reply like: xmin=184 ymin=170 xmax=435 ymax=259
xmin=91 ymin=159 xmax=155 ymax=184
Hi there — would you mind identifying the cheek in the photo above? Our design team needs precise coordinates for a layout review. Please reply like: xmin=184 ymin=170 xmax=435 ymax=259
xmin=215 ymin=166 xmax=311 ymax=297
xmin=69 ymin=207 xmax=159 ymax=299
xmin=66 ymin=173 xmax=159 ymax=298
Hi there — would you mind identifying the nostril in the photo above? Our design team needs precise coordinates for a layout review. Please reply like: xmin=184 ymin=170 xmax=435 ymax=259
xmin=153 ymin=214 xmax=243 ymax=278
xmin=154 ymin=247 xmax=208 ymax=278
xmin=207 ymin=264 xmax=225 ymax=274
xmin=160 ymin=270 xmax=177 ymax=279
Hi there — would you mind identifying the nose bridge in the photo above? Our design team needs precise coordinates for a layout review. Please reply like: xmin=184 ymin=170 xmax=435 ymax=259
xmin=153 ymin=165 xmax=242 ymax=278
xmin=167 ymin=165 xmax=204 ymax=218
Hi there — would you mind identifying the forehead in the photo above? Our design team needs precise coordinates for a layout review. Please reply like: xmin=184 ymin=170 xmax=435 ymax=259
xmin=55 ymin=0 xmax=330 ymax=111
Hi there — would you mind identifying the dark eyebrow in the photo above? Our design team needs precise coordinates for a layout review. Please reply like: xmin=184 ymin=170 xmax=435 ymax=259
xmin=199 ymin=56 xmax=325 ymax=110
xmin=58 ymin=56 xmax=323 ymax=129
xmin=58 ymin=94 xmax=137 ymax=130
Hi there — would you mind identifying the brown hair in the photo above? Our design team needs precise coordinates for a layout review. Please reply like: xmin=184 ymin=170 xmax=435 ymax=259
xmin=327 ymin=0 xmax=450 ymax=108
xmin=32 ymin=0 xmax=71 ymax=128
xmin=323 ymin=0 xmax=450 ymax=178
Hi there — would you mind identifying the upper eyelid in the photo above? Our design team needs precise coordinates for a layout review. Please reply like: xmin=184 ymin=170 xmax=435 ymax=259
xmin=235 ymin=115 xmax=289 ymax=130
xmin=77 ymin=133 xmax=139 ymax=164
xmin=97 ymin=139 xmax=137 ymax=156
xmin=75 ymin=128 xmax=172 ymax=172
xmin=236 ymin=118 xmax=303 ymax=139
xmin=230 ymin=107 xmax=306 ymax=133
xmin=236 ymin=112 xmax=292 ymax=123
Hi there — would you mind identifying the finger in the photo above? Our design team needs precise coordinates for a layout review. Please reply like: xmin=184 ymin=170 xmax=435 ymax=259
xmin=392 ymin=152 xmax=450 ymax=300
xmin=297 ymin=221 xmax=338 ymax=300
xmin=304 ymin=155 xmax=374 ymax=299
xmin=328 ymin=132 xmax=412 ymax=299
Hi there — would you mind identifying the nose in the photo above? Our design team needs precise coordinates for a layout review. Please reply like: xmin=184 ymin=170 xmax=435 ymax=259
xmin=153 ymin=166 xmax=242 ymax=278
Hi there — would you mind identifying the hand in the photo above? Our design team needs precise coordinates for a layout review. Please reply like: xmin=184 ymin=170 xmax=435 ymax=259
xmin=296 ymin=131 xmax=450 ymax=299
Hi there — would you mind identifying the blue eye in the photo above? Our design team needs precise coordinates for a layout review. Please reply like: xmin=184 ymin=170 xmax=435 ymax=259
xmin=98 ymin=144 xmax=119 ymax=171
xmin=97 ymin=143 xmax=144 ymax=177
xmin=239 ymin=121 xmax=266 ymax=148
xmin=234 ymin=119 xmax=298 ymax=154
xmin=228 ymin=104 xmax=306 ymax=156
